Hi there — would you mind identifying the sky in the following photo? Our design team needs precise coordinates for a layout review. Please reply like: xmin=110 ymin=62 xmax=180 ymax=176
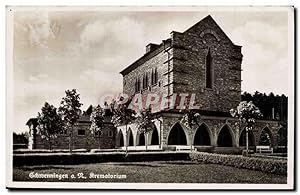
xmin=11 ymin=8 xmax=290 ymax=133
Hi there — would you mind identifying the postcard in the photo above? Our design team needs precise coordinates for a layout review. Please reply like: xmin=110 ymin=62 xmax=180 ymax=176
xmin=6 ymin=6 xmax=295 ymax=190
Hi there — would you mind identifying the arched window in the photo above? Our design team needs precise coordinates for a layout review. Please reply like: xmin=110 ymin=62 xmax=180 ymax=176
xmin=135 ymin=78 xmax=141 ymax=92
xmin=154 ymin=68 xmax=158 ymax=84
xmin=117 ymin=131 xmax=124 ymax=147
xmin=259 ymin=127 xmax=273 ymax=146
xmin=194 ymin=124 xmax=211 ymax=146
xmin=145 ymin=73 xmax=148 ymax=87
xmin=217 ymin=125 xmax=233 ymax=147
xmin=168 ymin=123 xmax=187 ymax=145
xmin=142 ymin=73 xmax=149 ymax=89
xmin=151 ymin=68 xmax=158 ymax=85
xmin=151 ymin=125 xmax=159 ymax=145
xmin=138 ymin=133 xmax=145 ymax=146
xmin=151 ymin=69 xmax=154 ymax=85
xmin=143 ymin=75 xmax=146 ymax=89
xmin=206 ymin=48 xmax=213 ymax=88
xmin=128 ymin=129 xmax=134 ymax=146
xmin=239 ymin=128 xmax=255 ymax=147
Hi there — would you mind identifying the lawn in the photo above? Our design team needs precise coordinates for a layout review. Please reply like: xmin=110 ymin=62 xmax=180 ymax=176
xmin=13 ymin=161 xmax=287 ymax=183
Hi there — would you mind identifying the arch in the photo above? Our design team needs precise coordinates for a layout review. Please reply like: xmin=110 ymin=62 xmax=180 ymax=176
xmin=117 ymin=130 xmax=124 ymax=147
xmin=193 ymin=123 xmax=211 ymax=145
xmin=167 ymin=123 xmax=187 ymax=145
xmin=217 ymin=125 xmax=234 ymax=147
xmin=150 ymin=126 xmax=159 ymax=145
xmin=200 ymin=29 xmax=221 ymax=42
xmin=239 ymin=128 xmax=255 ymax=147
xmin=259 ymin=127 xmax=273 ymax=146
xmin=128 ymin=128 xmax=134 ymax=146
xmin=137 ymin=132 xmax=145 ymax=146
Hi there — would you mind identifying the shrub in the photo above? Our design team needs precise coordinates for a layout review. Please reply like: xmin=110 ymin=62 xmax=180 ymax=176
xmin=13 ymin=149 xmax=89 ymax=154
xmin=189 ymin=152 xmax=287 ymax=175
xmin=13 ymin=152 xmax=191 ymax=166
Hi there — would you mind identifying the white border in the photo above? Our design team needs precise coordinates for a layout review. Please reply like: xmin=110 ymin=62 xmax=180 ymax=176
xmin=286 ymin=7 xmax=295 ymax=189
xmin=5 ymin=5 xmax=295 ymax=190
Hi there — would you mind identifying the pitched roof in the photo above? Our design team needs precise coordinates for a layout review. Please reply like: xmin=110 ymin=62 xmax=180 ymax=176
xmin=77 ymin=115 xmax=91 ymax=122
xmin=26 ymin=118 xmax=38 ymax=126
xmin=120 ymin=42 xmax=165 ymax=76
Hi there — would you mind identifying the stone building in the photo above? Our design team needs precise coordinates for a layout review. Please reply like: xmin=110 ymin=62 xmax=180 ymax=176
xmin=24 ymin=15 xmax=285 ymax=152
xmin=26 ymin=106 xmax=117 ymax=150
xmin=117 ymin=15 xmax=283 ymax=152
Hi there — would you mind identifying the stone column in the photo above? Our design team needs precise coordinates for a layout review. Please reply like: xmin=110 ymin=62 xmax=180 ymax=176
xmin=211 ymin=128 xmax=218 ymax=147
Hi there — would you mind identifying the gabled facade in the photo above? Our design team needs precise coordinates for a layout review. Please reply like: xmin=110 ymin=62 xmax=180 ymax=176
xmin=121 ymin=15 xmax=242 ymax=113
xmin=117 ymin=15 xmax=282 ymax=152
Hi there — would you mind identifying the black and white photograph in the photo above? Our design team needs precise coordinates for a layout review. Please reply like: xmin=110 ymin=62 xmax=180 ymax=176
xmin=6 ymin=6 xmax=294 ymax=190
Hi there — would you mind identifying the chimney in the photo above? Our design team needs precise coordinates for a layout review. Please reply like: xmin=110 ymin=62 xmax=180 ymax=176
xmin=146 ymin=43 xmax=159 ymax=53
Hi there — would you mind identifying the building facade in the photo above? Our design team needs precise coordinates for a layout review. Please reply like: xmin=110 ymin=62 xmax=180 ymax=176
xmin=26 ymin=106 xmax=117 ymax=150
xmin=24 ymin=15 xmax=285 ymax=152
xmin=117 ymin=15 xmax=283 ymax=152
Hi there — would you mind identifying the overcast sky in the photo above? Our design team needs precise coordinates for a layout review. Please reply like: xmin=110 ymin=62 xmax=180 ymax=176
xmin=12 ymin=8 xmax=290 ymax=133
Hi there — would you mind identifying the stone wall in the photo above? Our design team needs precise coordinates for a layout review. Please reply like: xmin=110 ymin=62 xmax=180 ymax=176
xmin=170 ymin=16 xmax=242 ymax=112
xmin=122 ymin=47 xmax=169 ymax=97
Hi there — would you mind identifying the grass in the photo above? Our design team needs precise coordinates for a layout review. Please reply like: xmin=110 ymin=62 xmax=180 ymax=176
xmin=13 ymin=161 xmax=287 ymax=183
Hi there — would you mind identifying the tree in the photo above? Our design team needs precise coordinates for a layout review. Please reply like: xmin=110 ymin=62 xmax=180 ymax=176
xmin=180 ymin=108 xmax=202 ymax=151
xmin=111 ymin=96 xmax=136 ymax=153
xmin=181 ymin=110 xmax=202 ymax=129
xmin=90 ymin=105 xmax=105 ymax=149
xmin=241 ymin=91 xmax=288 ymax=121
xmin=277 ymin=122 xmax=287 ymax=147
xmin=230 ymin=101 xmax=262 ymax=156
xmin=58 ymin=89 xmax=83 ymax=153
xmin=37 ymin=102 xmax=63 ymax=150
xmin=259 ymin=129 xmax=272 ymax=146
xmin=136 ymin=107 xmax=155 ymax=151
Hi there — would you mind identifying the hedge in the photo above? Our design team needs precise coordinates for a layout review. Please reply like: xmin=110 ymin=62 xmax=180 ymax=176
xmin=13 ymin=149 xmax=89 ymax=154
xmin=189 ymin=152 xmax=287 ymax=175
xmin=13 ymin=151 xmax=288 ymax=175
xmin=13 ymin=152 xmax=191 ymax=166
